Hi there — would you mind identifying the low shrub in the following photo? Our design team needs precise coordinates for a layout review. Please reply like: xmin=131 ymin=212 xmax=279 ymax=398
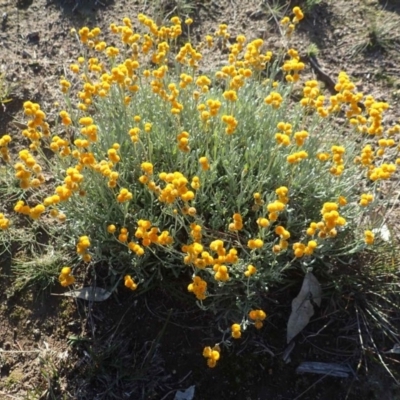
xmin=1 ymin=6 xmax=399 ymax=367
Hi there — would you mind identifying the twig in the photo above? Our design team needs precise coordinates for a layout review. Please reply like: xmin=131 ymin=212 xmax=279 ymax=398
xmin=355 ymin=305 xmax=367 ymax=374
xmin=0 ymin=349 xmax=40 ymax=353
xmin=359 ymin=307 xmax=399 ymax=385
xmin=299 ymin=319 xmax=334 ymax=343
xmin=0 ymin=391 xmax=20 ymax=399
xmin=293 ymin=373 xmax=329 ymax=400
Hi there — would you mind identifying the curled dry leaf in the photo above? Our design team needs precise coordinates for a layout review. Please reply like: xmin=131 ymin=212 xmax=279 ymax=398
xmin=52 ymin=287 xmax=112 ymax=302
xmin=174 ymin=385 xmax=195 ymax=400
xmin=296 ymin=361 xmax=352 ymax=378
xmin=287 ymin=272 xmax=322 ymax=343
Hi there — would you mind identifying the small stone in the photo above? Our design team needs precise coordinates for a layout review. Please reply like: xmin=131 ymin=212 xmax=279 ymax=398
xmin=32 ymin=329 xmax=41 ymax=341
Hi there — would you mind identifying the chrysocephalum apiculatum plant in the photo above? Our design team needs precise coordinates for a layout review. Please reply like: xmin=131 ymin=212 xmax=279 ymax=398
xmin=1 ymin=6 xmax=400 ymax=367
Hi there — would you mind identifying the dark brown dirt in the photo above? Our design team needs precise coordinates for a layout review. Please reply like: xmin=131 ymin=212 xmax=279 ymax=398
xmin=1 ymin=0 xmax=400 ymax=399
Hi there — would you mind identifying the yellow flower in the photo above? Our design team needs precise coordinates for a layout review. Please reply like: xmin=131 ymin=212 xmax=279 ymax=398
xmin=223 ymin=90 xmax=238 ymax=102
xmin=141 ymin=162 xmax=154 ymax=175
xmin=59 ymin=266 xmax=75 ymax=287
xmin=107 ymin=224 xmax=116 ymax=234
xmin=364 ymin=230 xmax=375 ymax=245
xmin=231 ymin=323 xmax=241 ymax=339
xmin=117 ymin=188 xmax=133 ymax=203
xmin=188 ymin=276 xmax=207 ymax=300
xmin=292 ymin=6 xmax=304 ymax=22
xmin=249 ymin=309 xmax=267 ymax=329
xmin=244 ymin=264 xmax=257 ymax=277
xmin=199 ymin=156 xmax=210 ymax=171
xmin=256 ymin=217 xmax=269 ymax=228
xmin=124 ymin=275 xmax=138 ymax=290
xmin=248 ymin=239 xmax=263 ymax=249
xmin=203 ymin=345 xmax=221 ymax=367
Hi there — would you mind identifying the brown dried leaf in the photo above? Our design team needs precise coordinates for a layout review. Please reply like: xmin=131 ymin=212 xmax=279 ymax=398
xmin=287 ymin=272 xmax=321 ymax=343
xmin=53 ymin=287 xmax=112 ymax=302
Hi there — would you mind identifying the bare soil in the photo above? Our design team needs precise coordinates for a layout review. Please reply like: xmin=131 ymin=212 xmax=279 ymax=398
xmin=1 ymin=0 xmax=400 ymax=399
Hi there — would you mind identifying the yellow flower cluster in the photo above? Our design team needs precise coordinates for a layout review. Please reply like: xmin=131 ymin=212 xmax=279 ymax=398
xmin=118 ymin=227 xmax=128 ymax=242
xmin=199 ymin=156 xmax=210 ymax=171
xmin=221 ymin=114 xmax=238 ymax=135
xmin=78 ymin=26 xmax=101 ymax=44
xmin=158 ymin=171 xmax=195 ymax=203
xmin=79 ymin=117 xmax=98 ymax=142
xmin=364 ymin=230 xmax=374 ymax=245
xmin=117 ymin=188 xmax=133 ymax=203
xmin=139 ymin=162 xmax=158 ymax=192
xmin=196 ymin=75 xmax=211 ymax=92
xmin=249 ymin=309 xmax=267 ymax=329
xmin=228 ymin=34 xmax=246 ymax=64
xmin=197 ymin=99 xmax=222 ymax=124
xmin=273 ymin=225 xmax=291 ymax=253
xmin=108 ymin=146 xmax=121 ymax=163
xmin=50 ymin=135 xmax=71 ymax=157
xmin=182 ymin=237 xmax=238 ymax=276
xmin=177 ymin=131 xmax=190 ymax=152
xmin=243 ymin=39 xmax=272 ymax=70
xmin=256 ymin=217 xmax=269 ymax=228
xmin=369 ymin=163 xmax=396 ymax=181
xmin=282 ymin=49 xmax=304 ymax=82
xmin=315 ymin=202 xmax=347 ymax=238
xmin=359 ymin=193 xmax=374 ymax=207
xmin=287 ymin=150 xmax=308 ymax=164
xmin=231 ymin=323 xmax=241 ymax=339
xmin=357 ymin=144 xmax=374 ymax=166
xmin=329 ymin=145 xmax=345 ymax=176
xmin=216 ymin=66 xmax=252 ymax=90
xmin=332 ymin=72 xmax=363 ymax=119
xmin=77 ymin=236 xmax=91 ymax=262
xmin=300 ymin=80 xmax=320 ymax=108
xmin=108 ymin=221 xmax=171 ymax=252
xmin=188 ymin=276 xmax=207 ymax=300
xmin=14 ymin=200 xmax=45 ymax=220
xmin=266 ymin=197 xmax=286 ymax=222
xmin=229 ymin=213 xmax=243 ymax=231
xmin=43 ymin=166 xmax=84 ymax=207
xmin=128 ymin=126 xmax=140 ymax=143
xmin=264 ymin=91 xmax=283 ymax=109
xmin=59 ymin=266 xmax=75 ymax=287
xmin=15 ymin=149 xmax=44 ymax=189
xmin=0 ymin=134 xmax=11 ymax=162
xmin=214 ymin=264 xmax=229 ymax=281
xmin=244 ymin=264 xmax=257 ymax=277
xmin=247 ymin=238 xmax=264 ymax=250
xmin=376 ymin=138 xmax=395 ymax=157
xmin=135 ymin=220 xmax=158 ymax=247
xmin=176 ymin=42 xmax=202 ymax=68
xmin=253 ymin=192 xmax=264 ymax=209
xmin=292 ymin=6 xmax=305 ymax=23
xmin=294 ymin=130 xmax=309 ymax=146
xmin=191 ymin=176 xmax=200 ymax=190
xmin=215 ymin=23 xmax=229 ymax=39
xmin=124 ymin=274 xmax=138 ymax=290
xmin=275 ymin=186 xmax=289 ymax=204
xmin=0 ymin=213 xmax=10 ymax=230
xmin=292 ymin=240 xmax=318 ymax=258
xmin=281 ymin=6 xmax=304 ymax=36
xmin=128 ymin=241 xmax=145 ymax=256
xmin=275 ymin=122 xmax=292 ymax=146
xmin=22 ymin=101 xmax=50 ymax=149
xmin=203 ymin=344 xmax=221 ymax=368
xmin=60 ymin=78 xmax=71 ymax=94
